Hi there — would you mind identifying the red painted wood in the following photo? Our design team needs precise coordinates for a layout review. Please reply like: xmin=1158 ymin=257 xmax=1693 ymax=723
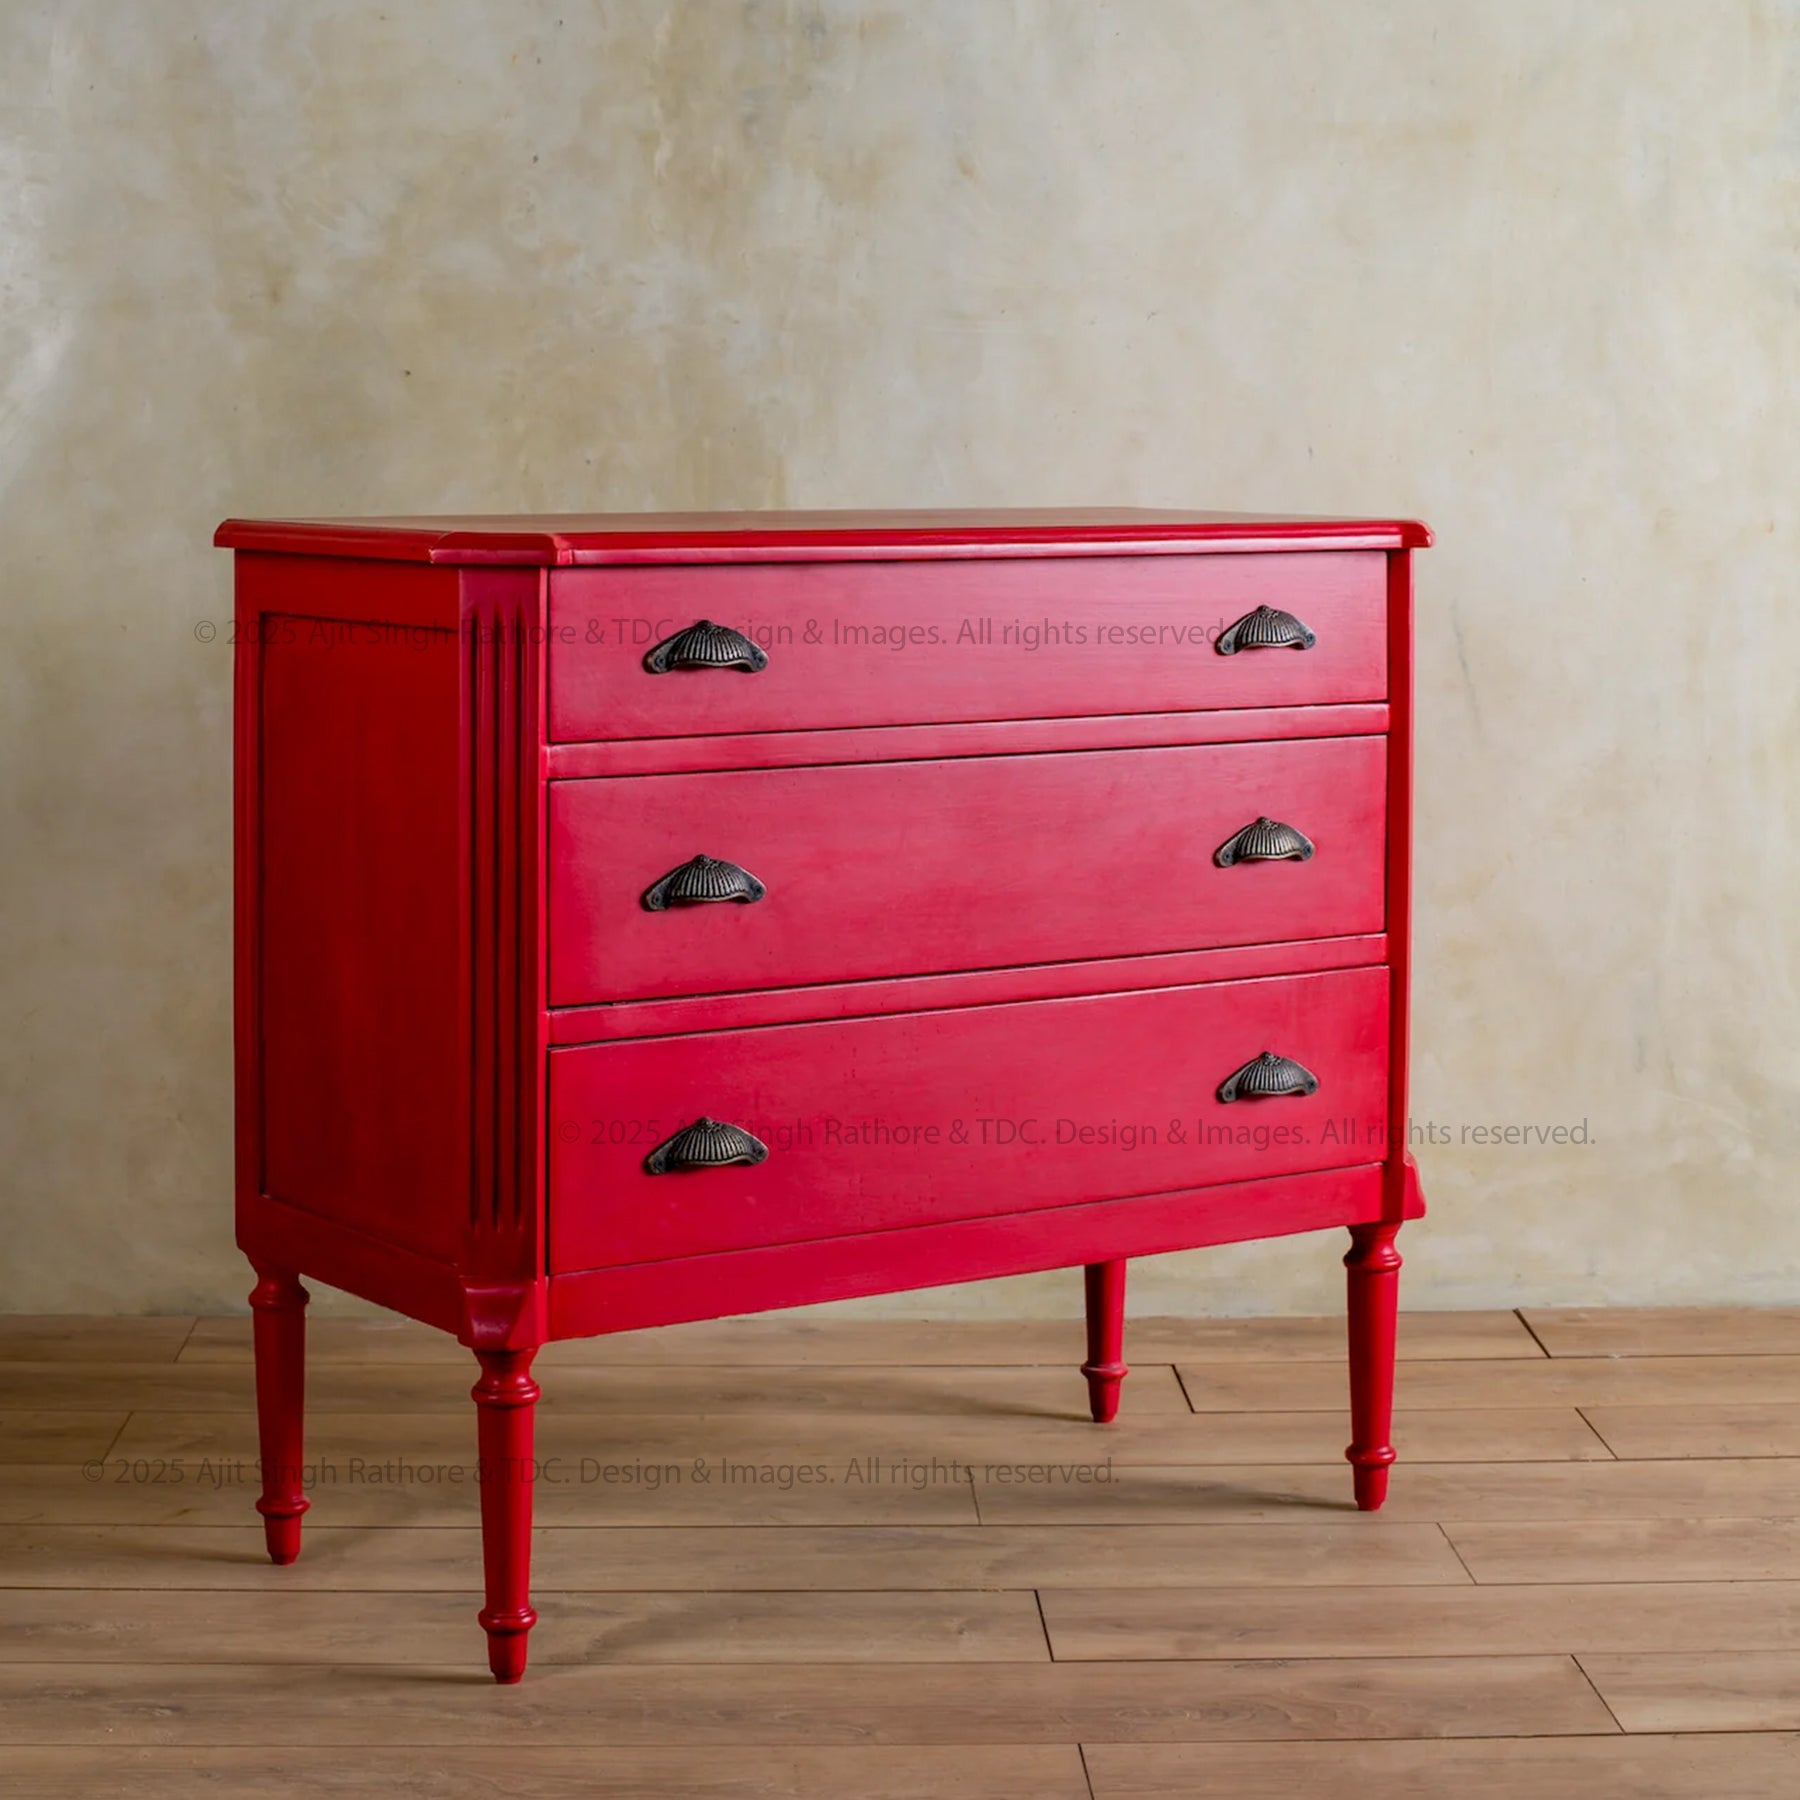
xmin=554 ymin=936 xmax=1382 ymax=1051
xmin=1337 ymin=547 xmax=1422 ymax=1512
xmin=1345 ymin=1215 xmax=1405 ymax=1511
xmin=549 ymin=736 xmax=1386 ymax=1004
xmin=548 ymin=935 xmax=1388 ymax=1046
xmin=251 ymin=558 xmax=464 ymax=1261
xmin=1082 ymin=1261 xmax=1128 ymax=1423
xmin=241 ymin=1194 xmax=468 ymax=1337
xmin=217 ymin=508 xmax=1433 ymax=566
xmin=247 ymin=1263 xmax=308 ymax=1564
xmin=472 ymin=1348 xmax=539 ymax=1683
xmin=548 ymin=966 xmax=1389 ymax=1272
xmin=547 ymin=554 xmax=1387 ymax=742
xmin=458 ymin=568 xmax=550 ymax=1287
xmin=232 ymin=554 xmax=265 ymax=1253
xmin=550 ymin=1162 xmax=1410 ymax=1336
xmin=545 ymin=704 xmax=1389 ymax=779
xmin=235 ymin=1160 xmax=1420 ymax=1346
xmin=1382 ymin=551 xmax=1417 ymax=1224
xmin=233 ymin=554 xmax=550 ymax=1299
xmin=223 ymin=509 xmax=1430 ymax=1672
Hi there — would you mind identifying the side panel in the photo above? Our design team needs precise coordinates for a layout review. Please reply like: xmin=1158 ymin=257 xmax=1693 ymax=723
xmin=240 ymin=557 xmax=464 ymax=1264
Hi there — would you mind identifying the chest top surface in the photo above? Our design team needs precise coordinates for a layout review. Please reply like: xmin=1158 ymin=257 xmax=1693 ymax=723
xmin=216 ymin=507 xmax=1431 ymax=565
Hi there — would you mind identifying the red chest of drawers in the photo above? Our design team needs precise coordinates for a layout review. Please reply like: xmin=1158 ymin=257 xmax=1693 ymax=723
xmin=217 ymin=506 xmax=1431 ymax=1681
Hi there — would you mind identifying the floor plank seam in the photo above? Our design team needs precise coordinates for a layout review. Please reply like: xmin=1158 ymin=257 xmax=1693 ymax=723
xmin=0 ymin=1652 xmax=1628 ymax=1665
xmin=1570 ymin=1651 xmax=1630 ymax=1735
xmin=1515 ymin=1308 xmax=1554 ymax=1358
xmin=95 ymin=1414 xmax=131 ymax=1463
xmin=1076 ymin=1740 xmax=1098 ymax=1800
xmin=1034 ymin=1589 xmax=1056 ymax=1662
xmin=1169 ymin=1364 xmax=1199 ymax=1413
xmin=0 ymin=1584 xmax=1074 ymax=1597
xmin=1573 ymin=1405 xmax=1620 ymax=1458
xmin=1436 ymin=1522 xmax=1481 ymax=1585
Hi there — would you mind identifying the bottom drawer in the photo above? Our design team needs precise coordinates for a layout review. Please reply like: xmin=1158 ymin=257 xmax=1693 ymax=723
xmin=548 ymin=965 xmax=1389 ymax=1272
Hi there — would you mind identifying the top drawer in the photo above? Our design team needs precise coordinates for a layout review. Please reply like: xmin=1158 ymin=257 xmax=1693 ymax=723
xmin=548 ymin=552 xmax=1387 ymax=741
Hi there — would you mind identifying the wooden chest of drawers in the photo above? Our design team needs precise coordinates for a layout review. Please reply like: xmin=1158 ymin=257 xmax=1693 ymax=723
xmin=217 ymin=507 xmax=1430 ymax=1681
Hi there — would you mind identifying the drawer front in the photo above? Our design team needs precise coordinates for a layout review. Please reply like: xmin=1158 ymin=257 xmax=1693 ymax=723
xmin=548 ymin=552 xmax=1386 ymax=741
xmin=548 ymin=965 xmax=1389 ymax=1271
xmin=549 ymin=736 xmax=1387 ymax=1004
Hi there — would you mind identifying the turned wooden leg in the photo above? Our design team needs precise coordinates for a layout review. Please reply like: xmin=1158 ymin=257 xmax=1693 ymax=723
xmin=473 ymin=1348 xmax=540 ymax=1683
xmin=1344 ymin=1222 xmax=1402 ymax=1511
xmin=1081 ymin=1259 xmax=1129 ymax=1423
xmin=247 ymin=1261 xmax=309 ymax=1564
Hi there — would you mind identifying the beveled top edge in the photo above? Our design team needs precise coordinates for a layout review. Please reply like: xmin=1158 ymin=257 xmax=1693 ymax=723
xmin=216 ymin=507 xmax=1433 ymax=565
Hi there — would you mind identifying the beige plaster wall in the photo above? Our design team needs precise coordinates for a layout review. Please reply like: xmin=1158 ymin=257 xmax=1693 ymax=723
xmin=2 ymin=1 xmax=1796 ymax=1316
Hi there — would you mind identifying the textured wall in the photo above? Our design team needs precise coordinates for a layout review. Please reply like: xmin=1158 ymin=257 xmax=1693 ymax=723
xmin=2 ymin=1 xmax=1796 ymax=1316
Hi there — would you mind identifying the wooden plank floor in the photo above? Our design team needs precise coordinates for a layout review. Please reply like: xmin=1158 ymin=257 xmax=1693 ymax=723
xmin=2 ymin=1306 xmax=1798 ymax=1797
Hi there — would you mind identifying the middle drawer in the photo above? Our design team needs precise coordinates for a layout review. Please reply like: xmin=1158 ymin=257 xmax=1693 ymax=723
xmin=549 ymin=735 xmax=1386 ymax=1004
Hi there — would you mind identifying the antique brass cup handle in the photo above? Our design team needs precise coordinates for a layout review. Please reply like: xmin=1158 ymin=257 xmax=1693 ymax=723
xmin=643 ymin=620 xmax=769 ymax=673
xmin=643 ymin=1117 xmax=771 ymax=1174
xmin=1217 ymin=1051 xmax=1320 ymax=1103
xmin=641 ymin=854 xmax=767 ymax=911
xmin=1215 ymin=605 xmax=1316 ymax=655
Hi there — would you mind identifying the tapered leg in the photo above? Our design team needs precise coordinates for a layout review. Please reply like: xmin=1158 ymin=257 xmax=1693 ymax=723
xmin=473 ymin=1348 xmax=539 ymax=1683
xmin=1081 ymin=1260 xmax=1129 ymax=1423
xmin=1344 ymin=1222 xmax=1403 ymax=1510
xmin=247 ymin=1261 xmax=309 ymax=1564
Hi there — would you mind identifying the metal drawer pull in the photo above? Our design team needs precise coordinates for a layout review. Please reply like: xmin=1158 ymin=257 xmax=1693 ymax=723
xmin=1215 ymin=817 xmax=1316 ymax=867
xmin=644 ymin=1117 xmax=770 ymax=1175
xmin=642 ymin=854 xmax=767 ymax=912
xmin=1215 ymin=605 xmax=1316 ymax=655
xmin=1217 ymin=1051 xmax=1320 ymax=1103
xmin=643 ymin=619 xmax=769 ymax=674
